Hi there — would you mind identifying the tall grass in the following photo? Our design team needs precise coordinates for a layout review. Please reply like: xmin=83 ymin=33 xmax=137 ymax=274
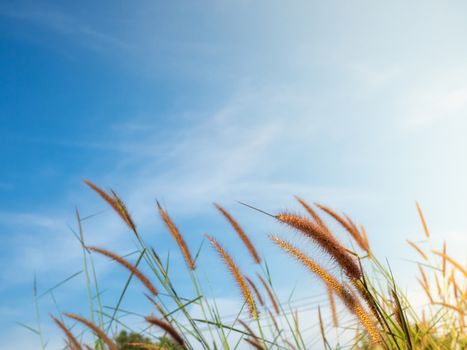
xmin=29 ymin=181 xmax=465 ymax=349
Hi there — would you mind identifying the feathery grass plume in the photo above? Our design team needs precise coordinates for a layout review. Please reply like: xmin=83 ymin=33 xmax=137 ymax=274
xmin=431 ymin=250 xmax=467 ymax=277
xmin=327 ymin=287 xmax=338 ymax=327
xmin=206 ymin=235 xmax=258 ymax=319
xmin=215 ymin=203 xmax=261 ymax=264
xmin=267 ymin=310 xmax=280 ymax=335
xmin=434 ymin=272 xmax=442 ymax=296
xmin=51 ymin=315 xmax=82 ymax=350
xmin=315 ymin=203 xmax=368 ymax=252
xmin=415 ymin=201 xmax=430 ymax=238
xmin=245 ymin=276 xmax=265 ymax=306
xmin=145 ymin=316 xmax=185 ymax=348
xmin=352 ymin=278 xmax=381 ymax=322
xmin=442 ymin=241 xmax=447 ymax=278
xmin=64 ymin=313 xmax=118 ymax=350
xmin=239 ymin=320 xmax=264 ymax=349
xmin=87 ymin=246 xmax=158 ymax=296
xmin=145 ymin=293 xmax=167 ymax=319
xmin=83 ymin=180 xmax=136 ymax=233
xmin=406 ymin=240 xmax=428 ymax=260
xmin=344 ymin=214 xmax=370 ymax=252
xmin=419 ymin=265 xmax=430 ymax=292
xmin=432 ymin=302 xmax=465 ymax=315
xmin=256 ymin=274 xmax=280 ymax=315
xmin=284 ymin=339 xmax=297 ymax=350
xmin=276 ymin=212 xmax=361 ymax=279
xmin=359 ymin=225 xmax=370 ymax=252
xmin=295 ymin=196 xmax=328 ymax=230
xmin=239 ymin=319 xmax=260 ymax=340
xmin=244 ymin=338 xmax=265 ymax=350
xmin=157 ymin=201 xmax=195 ymax=270
xmin=270 ymin=236 xmax=381 ymax=343
xmin=269 ymin=236 xmax=346 ymax=297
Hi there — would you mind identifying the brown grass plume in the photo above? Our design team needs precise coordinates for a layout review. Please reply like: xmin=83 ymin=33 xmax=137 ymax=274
xmin=51 ymin=315 xmax=82 ymax=350
xmin=245 ymin=276 xmax=265 ymax=306
xmin=157 ymin=201 xmax=196 ymax=270
xmin=87 ymin=246 xmax=158 ymax=296
xmin=215 ymin=203 xmax=261 ymax=264
xmin=257 ymin=274 xmax=280 ymax=315
xmin=83 ymin=180 xmax=136 ymax=233
xmin=145 ymin=316 xmax=185 ymax=348
xmin=64 ymin=313 xmax=117 ymax=350
xmin=276 ymin=212 xmax=361 ymax=279
xmin=315 ymin=203 xmax=368 ymax=252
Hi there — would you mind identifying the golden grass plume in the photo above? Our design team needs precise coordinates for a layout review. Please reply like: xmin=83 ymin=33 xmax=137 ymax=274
xmin=83 ymin=180 xmax=137 ymax=233
xmin=206 ymin=235 xmax=258 ymax=319
xmin=416 ymin=201 xmax=430 ymax=238
xmin=275 ymin=212 xmax=361 ymax=279
xmin=406 ymin=240 xmax=428 ymax=260
xmin=215 ymin=203 xmax=261 ymax=264
xmin=87 ymin=246 xmax=158 ymax=297
xmin=327 ymin=287 xmax=338 ymax=327
xmin=157 ymin=201 xmax=196 ymax=270
xmin=315 ymin=203 xmax=368 ymax=252
xmin=295 ymin=196 xmax=328 ymax=230
xmin=270 ymin=236 xmax=381 ymax=344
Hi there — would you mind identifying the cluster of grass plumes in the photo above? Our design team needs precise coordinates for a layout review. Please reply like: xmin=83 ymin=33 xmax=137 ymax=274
xmin=29 ymin=181 xmax=465 ymax=350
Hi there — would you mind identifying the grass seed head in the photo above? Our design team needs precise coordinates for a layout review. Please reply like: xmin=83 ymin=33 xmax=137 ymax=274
xmin=206 ymin=235 xmax=258 ymax=319
xmin=215 ymin=203 xmax=261 ymax=264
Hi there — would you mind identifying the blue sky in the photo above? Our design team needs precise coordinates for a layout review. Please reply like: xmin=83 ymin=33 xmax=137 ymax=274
xmin=1 ymin=1 xmax=467 ymax=348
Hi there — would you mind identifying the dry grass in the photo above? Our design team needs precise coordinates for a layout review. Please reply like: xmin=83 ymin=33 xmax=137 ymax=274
xmin=39 ymin=185 xmax=466 ymax=350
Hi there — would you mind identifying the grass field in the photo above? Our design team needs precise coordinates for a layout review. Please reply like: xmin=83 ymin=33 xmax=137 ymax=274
xmin=29 ymin=181 xmax=466 ymax=349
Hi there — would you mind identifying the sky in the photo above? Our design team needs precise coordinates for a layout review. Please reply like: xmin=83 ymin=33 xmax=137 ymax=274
xmin=1 ymin=1 xmax=467 ymax=349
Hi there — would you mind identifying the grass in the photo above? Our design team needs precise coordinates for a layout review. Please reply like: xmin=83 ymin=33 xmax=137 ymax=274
xmin=25 ymin=181 xmax=466 ymax=349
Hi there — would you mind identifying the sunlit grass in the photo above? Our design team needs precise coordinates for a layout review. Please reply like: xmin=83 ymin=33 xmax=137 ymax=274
xmin=24 ymin=181 xmax=466 ymax=349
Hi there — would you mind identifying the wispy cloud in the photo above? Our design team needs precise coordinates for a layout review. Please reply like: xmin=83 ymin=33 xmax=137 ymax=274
xmin=1 ymin=4 xmax=131 ymax=52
